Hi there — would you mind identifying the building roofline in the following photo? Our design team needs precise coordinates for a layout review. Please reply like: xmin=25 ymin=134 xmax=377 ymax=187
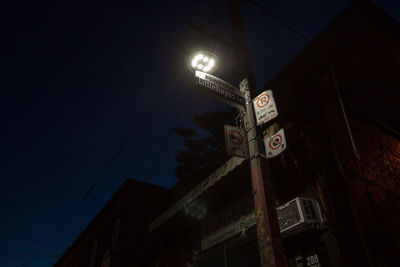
xmin=54 ymin=179 xmax=169 ymax=265
xmin=263 ymin=0 xmax=400 ymax=90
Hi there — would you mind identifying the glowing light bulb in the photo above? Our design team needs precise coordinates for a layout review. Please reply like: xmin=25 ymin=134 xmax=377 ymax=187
xmin=209 ymin=59 xmax=215 ymax=66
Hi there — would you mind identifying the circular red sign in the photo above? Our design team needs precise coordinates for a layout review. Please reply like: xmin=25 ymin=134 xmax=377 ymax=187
xmin=229 ymin=130 xmax=244 ymax=145
xmin=268 ymin=134 xmax=282 ymax=150
xmin=256 ymin=93 xmax=270 ymax=108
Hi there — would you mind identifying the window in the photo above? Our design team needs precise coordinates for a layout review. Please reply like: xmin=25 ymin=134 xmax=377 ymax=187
xmin=89 ymin=240 xmax=97 ymax=267
xmin=112 ymin=218 xmax=120 ymax=245
xmin=101 ymin=250 xmax=111 ymax=267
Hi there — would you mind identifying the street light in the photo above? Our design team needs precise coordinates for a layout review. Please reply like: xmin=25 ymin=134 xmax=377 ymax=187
xmin=187 ymin=14 xmax=286 ymax=266
xmin=188 ymin=51 xmax=218 ymax=73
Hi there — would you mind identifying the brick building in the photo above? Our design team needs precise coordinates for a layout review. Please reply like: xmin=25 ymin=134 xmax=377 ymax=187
xmin=148 ymin=1 xmax=400 ymax=266
xmin=54 ymin=179 xmax=171 ymax=267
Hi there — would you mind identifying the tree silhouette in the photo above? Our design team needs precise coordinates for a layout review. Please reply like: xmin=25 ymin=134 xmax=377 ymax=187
xmin=174 ymin=109 xmax=237 ymax=190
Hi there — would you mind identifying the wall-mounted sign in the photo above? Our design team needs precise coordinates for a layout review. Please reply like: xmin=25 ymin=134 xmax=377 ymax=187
xmin=264 ymin=128 xmax=286 ymax=158
xmin=252 ymin=90 xmax=278 ymax=126
xmin=195 ymin=71 xmax=245 ymax=111
xmin=201 ymin=195 xmax=256 ymax=251
xmin=224 ymin=125 xmax=248 ymax=158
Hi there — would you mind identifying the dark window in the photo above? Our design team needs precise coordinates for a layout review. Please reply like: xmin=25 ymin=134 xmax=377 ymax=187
xmin=112 ymin=218 xmax=120 ymax=245
xmin=89 ymin=240 xmax=97 ymax=267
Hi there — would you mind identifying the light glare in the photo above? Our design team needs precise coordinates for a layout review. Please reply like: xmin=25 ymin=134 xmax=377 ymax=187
xmin=188 ymin=51 xmax=217 ymax=73
xmin=195 ymin=54 xmax=203 ymax=61
xmin=203 ymin=66 xmax=211 ymax=72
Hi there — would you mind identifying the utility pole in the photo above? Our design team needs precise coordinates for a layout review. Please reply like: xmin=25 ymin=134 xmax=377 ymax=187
xmin=229 ymin=0 xmax=286 ymax=266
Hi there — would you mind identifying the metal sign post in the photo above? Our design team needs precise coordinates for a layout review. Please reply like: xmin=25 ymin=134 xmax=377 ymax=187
xmin=188 ymin=0 xmax=287 ymax=265
xmin=240 ymin=79 xmax=286 ymax=267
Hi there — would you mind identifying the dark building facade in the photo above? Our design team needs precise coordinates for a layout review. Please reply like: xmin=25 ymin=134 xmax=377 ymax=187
xmin=54 ymin=179 xmax=171 ymax=267
xmin=148 ymin=1 xmax=400 ymax=267
xmin=264 ymin=1 xmax=400 ymax=265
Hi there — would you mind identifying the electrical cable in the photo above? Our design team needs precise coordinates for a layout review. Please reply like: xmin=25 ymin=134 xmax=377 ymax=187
xmin=27 ymin=91 xmax=164 ymax=266
xmin=251 ymin=0 xmax=390 ymax=251
xmin=91 ymin=193 xmax=101 ymax=209
xmin=330 ymin=64 xmax=388 ymax=240
xmin=248 ymin=0 xmax=311 ymax=42
xmin=256 ymin=8 xmax=296 ymax=56
xmin=208 ymin=0 xmax=227 ymax=30
xmin=285 ymin=147 xmax=330 ymax=223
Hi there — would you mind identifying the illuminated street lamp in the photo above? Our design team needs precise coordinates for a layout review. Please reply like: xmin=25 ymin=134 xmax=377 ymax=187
xmin=188 ymin=51 xmax=218 ymax=73
xmin=187 ymin=16 xmax=286 ymax=266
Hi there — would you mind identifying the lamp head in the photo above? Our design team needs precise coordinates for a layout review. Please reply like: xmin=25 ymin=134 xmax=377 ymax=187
xmin=188 ymin=51 xmax=218 ymax=73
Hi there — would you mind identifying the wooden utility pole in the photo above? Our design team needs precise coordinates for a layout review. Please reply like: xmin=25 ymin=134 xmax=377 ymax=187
xmin=229 ymin=0 xmax=286 ymax=266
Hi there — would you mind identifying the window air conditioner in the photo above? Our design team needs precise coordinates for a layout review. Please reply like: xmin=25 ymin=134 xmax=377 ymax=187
xmin=276 ymin=197 xmax=324 ymax=236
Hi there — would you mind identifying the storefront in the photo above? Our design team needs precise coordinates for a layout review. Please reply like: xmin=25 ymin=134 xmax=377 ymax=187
xmin=190 ymin=228 xmax=260 ymax=267
xmin=187 ymin=195 xmax=327 ymax=267
xmin=149 ymin=157 xmax=328 ymax=267
xmin=188 ymin=194 xmax=260 ymax=267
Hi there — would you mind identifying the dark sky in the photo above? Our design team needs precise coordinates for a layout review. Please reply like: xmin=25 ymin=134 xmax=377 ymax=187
xmin=0 ymin=0 xmax=398 ymax=266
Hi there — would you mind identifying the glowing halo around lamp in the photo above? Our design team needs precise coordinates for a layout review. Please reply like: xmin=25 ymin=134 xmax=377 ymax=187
xmin=188 ymin=51 xmax=218 ymax=73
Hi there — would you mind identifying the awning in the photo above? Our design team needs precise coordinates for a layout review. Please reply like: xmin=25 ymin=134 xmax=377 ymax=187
xmin=149 ymin=157 xmax=246 ymax=232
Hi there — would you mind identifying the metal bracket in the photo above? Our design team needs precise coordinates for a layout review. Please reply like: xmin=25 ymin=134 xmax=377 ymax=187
xmin=249 ymin=152 xmax=268 ymax=160
xmin=245 ymin=126 xmax=256 ymax=133
xmin=248 ymin=136 xmax=257 ymax=142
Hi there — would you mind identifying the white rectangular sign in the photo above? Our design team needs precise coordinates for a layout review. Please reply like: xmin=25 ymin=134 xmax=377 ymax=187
xmin=224 ymin=125 xmax=248 ymax=158
xmin=252 ymin=90 xmax=278 ymax=126
xmin=264 ymin=128 xmax=287 ymax=158
xmin=195 ymin=71 xmax=245 ymax=111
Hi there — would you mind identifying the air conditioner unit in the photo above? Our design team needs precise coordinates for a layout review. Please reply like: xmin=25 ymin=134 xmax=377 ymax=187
xmin=276 ymin=197 xmax=324 ymax=236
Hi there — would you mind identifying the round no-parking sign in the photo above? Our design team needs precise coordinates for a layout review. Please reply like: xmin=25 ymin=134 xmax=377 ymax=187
xmin=268 ymin=134 xmax=283 ymax=150
xmin=252 ymin=90 xmax=278 ymax=126
xmin=229 ymin=130 xmax=244 ymax=145
xmin=224 ymin=125 xmax=248 ymax=158
xmin=264 ymin=129 xmax=286 ymax=158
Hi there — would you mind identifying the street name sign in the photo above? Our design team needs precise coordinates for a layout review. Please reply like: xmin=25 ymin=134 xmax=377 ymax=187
xmin=264 ymin=128 xmax=286 ymax=158
xmin=253 ymin=90 xmax=278 ymax=126
xmin=195 ymin=71 xmax=245 ymax=111
xmin=224 ymin=125 xmax=248 ymax=158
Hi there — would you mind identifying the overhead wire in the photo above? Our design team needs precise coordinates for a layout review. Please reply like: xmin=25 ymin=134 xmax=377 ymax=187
xmin=208 ymin=0 xmax=227 ymax=30
xmin=251 ymin=0 xmax=390 ymax=249
xmin=248 ymin=0 xmax=311 ymax=42
xmin=256 ymin=8 xmax=296 ymax=56
xmin=27 ymin=90 xmax=165 ymax=266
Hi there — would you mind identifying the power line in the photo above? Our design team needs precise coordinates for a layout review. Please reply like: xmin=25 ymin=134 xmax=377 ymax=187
xmin=208 ymin=0 xmax=227 ymax=30
xmin=256 ymin=8 xmax=296 ymax=56
xmin=248 ymin=0 xmax=311 ymax=42
xmin=27 ymin=91 xmax=164 ymax=266
xmin=252 ymin=0 xmax=390 ymax=251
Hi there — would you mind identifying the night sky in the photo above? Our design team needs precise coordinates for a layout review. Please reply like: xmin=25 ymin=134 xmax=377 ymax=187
xmin=1 ymin=0 xmax=398 ymax=266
